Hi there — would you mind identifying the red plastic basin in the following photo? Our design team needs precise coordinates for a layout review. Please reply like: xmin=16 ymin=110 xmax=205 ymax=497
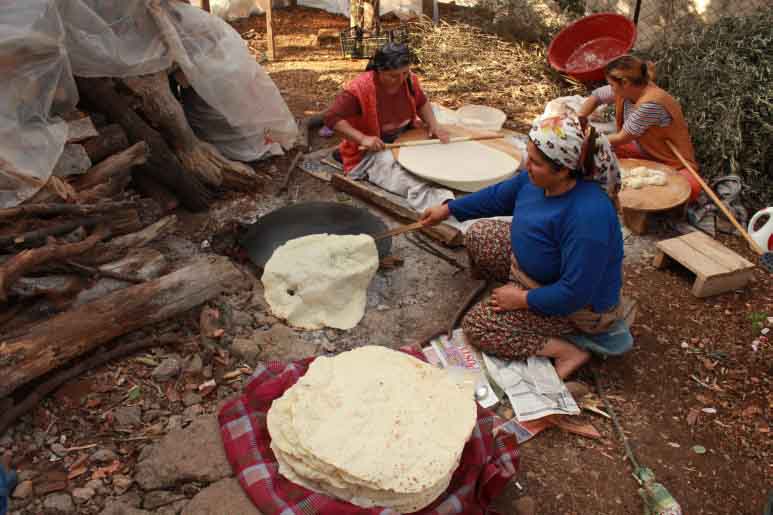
xmin=548 ymin=13 xmax=637 ymax=83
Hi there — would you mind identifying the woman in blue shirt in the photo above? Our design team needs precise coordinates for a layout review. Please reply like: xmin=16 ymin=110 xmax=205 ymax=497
xmin=420 ymin=113 xmax=631 ymax=379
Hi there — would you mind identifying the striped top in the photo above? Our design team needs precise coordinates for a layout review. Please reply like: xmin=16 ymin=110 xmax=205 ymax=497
xmin=592 ymin=85 xmax=672 ymax=136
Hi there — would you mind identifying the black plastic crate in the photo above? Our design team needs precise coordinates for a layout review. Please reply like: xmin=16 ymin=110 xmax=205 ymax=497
xmin=340 ymin=25 xmax=410 ymax=59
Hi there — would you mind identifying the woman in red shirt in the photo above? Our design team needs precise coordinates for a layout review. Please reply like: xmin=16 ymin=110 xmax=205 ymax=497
xmin=324 ymin=43 xmax=457 ymax=215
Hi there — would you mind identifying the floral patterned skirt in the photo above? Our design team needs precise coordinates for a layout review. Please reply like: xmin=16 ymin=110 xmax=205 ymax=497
xmin=461 ymin=220 xmax=575 ymax=361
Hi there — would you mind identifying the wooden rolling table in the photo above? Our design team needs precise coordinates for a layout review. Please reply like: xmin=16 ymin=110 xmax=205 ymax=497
xmin=618 ymin=159 xmax=692 ymax=235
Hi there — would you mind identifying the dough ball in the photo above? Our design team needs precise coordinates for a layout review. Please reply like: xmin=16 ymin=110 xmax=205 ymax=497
xmin=644 ymin=173 xmax=667 ymax=186
xmin=627 ymin=177 xmax=644 ymax=189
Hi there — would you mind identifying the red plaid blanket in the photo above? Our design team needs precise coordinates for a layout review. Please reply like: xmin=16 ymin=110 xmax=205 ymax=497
xmin=218 ymin=351 xmax=520 ymax=515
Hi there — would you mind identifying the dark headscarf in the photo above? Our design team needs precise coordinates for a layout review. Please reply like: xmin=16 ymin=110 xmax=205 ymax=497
xmin=366 ymin=42 xmax=411 ymax=72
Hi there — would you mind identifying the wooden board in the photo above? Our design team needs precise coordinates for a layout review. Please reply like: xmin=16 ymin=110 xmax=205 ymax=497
xmin=331 ymin=173 xmax=463 ymax=247
xmin=654 ymin=231 xmax=755 ymax=297
xmin=618 ymin=159 xmax=691 ymax=212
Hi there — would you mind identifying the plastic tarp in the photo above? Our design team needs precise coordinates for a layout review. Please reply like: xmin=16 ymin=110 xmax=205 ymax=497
xmin=206 ymin=0 xmax=422 ymax=20
xmin=0 ymin=0 xmax=78 ymax=207
xmin=0 ymin=0 xmax=297 ymax=208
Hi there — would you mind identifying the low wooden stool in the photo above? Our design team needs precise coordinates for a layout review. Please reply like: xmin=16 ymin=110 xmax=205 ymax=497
xmin=653 ymin=231 xmax=755 ymax=297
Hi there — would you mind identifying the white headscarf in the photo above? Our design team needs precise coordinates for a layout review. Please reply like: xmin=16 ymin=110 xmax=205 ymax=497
xmin=529 ymin=113 xmax=621 ymax=194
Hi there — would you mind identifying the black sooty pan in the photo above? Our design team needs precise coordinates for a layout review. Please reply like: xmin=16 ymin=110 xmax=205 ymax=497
xmin=239 ymin=201 xmax=392 ymax=268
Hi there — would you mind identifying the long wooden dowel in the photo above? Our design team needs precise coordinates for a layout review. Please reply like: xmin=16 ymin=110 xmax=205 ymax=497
xmin=666 ymin=140 xmax=763 ymax=255
xmin=359 ymin=134 xmax=504 ymax=151
xmin=374 ymin=221 xmax=424 ymax=241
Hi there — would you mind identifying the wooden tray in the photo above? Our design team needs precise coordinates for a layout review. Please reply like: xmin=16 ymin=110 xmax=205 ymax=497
xmin=618 ymin=159 xmax=691 ymax=212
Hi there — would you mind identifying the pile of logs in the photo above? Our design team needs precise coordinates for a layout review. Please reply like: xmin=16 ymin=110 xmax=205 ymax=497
xmin=0 ymin=42 xmax=260 ymax=425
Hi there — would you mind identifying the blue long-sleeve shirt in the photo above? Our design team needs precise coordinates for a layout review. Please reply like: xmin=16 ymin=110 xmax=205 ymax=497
xmin=448 ymin=172 xmax=624 ymax=316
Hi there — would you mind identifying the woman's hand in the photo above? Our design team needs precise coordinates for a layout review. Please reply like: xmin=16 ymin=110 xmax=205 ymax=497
xmin=419 ymin=204 xmax=451 ymax=226
xmin=359 ymin=135 xmax=386 ymax=152
xmin=428 ymin=125 xmax=450 ymax=143
xmin=490 ymin=284 xmax=529 ymax=312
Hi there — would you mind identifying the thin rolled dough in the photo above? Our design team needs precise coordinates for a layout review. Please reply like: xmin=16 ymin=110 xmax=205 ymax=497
xmin=397 ymin=140 xmax=518 ymax=192
xmin=261 ymin=233 xmax=378 ymax=330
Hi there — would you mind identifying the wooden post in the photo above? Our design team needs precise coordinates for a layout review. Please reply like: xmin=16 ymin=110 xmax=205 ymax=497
xmin=265 ymin=0 xmax=276 ymax=60
xmin=422 ymin=0 xmax=433 ymax=20
xmin=201 ymin=0 xmax=211 ymax=12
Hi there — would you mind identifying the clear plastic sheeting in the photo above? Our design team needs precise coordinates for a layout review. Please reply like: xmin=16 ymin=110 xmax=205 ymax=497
xmin=0 ymin=0 xmax=297 ymax=207
xmin=199 ymin=0 xmax=423 ymax=19
xmin=0 ymin=0 xmax=78 ymax=208
xmin=168 ymin=3 xmax=297 ymax=156
xmin=57 ymin=0 xmax=172 ymax=78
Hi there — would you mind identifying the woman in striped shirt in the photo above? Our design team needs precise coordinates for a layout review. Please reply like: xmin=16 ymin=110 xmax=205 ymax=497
xmin=577 ymin=55 xmax=702 ymax=201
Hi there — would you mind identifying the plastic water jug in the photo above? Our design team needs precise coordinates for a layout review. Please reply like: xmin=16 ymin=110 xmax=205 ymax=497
xmin=748 ymin=207 xmax=773 ymax=252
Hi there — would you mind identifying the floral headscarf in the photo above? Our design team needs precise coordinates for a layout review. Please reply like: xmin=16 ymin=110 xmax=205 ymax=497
xmin=528 ymin=114 xmax=621 ymax=195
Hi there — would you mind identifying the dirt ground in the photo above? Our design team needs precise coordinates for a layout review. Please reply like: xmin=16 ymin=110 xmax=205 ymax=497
xmin=4 ymin=6 xmax=771 ymax=515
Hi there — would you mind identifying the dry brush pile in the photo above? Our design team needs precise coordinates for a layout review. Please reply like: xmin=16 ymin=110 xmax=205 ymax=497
xmin=409 ymin=17 xmax=583 ymax=131
xmin=652 ymin=7 xmax=773 ymax=209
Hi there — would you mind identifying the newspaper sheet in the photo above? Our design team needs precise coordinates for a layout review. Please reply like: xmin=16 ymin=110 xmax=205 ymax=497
xmin=482 ymin=354 xmax=580 ymax=422
xmin=422 ymin=330 xmax=499 ymax=409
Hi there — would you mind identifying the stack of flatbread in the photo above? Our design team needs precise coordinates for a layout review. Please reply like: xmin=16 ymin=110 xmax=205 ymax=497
xmin=267 ymin=346 xmax=478 ymax=513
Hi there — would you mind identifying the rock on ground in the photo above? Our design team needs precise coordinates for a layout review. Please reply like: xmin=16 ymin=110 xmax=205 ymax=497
xmin=142 ymin=490 xmax=185 ymax=510
xmin=100 ymin=500 xmax=151 ymax=515
xmin=72 ymin=486 xmax=96 ymax=503
xmin=43 ymin=492 xmax=75 ymax=513
xmin=12 ymin=480 xmax=33 ymax=499
xmin=231 ymin=325 xmax=318 ymax=365
xmin=114 ymin=406 xmax=142 ymax=427
xmin=181 ymin=478 xmax=260 ymax=515
xmin=134 ymin=416 xmax=231 ymax=490
xmin=152 ymin=358 xmax=182 ymax=382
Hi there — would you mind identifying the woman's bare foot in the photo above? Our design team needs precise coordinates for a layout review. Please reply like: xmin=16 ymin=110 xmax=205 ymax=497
xmin=537 ymin=337 xmax=591 ymax=379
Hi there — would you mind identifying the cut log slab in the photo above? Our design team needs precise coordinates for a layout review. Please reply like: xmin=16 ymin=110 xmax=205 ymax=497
xmin=77 ymin=215 xmax=177 ymax=265
xmin=25 ymin=177 xmax=78 ymax=205
xmin=76 ymin=77 xmax=211 ymax=211
xmin=82 ymin=124 xmax=129 ymax=163
xmin=0 ymin=200 xmax=138 ymax=221
xmin=75 ymin=142 xmax=148 ymax=190
xmin=0 ymin=227 xmax=110 ymax=303
xmin=9 ymin=275 xmax=83 ymax=299
xmin=0 ymin=255 xmax=244 ymax=397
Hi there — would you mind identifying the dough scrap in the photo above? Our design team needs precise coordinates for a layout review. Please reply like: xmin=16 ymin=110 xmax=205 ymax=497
xmin=261 ymin=234 xmax=378 ymax=330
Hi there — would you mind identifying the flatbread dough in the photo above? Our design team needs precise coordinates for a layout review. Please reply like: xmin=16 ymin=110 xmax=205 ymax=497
xmin=397 ymin=140 xmax=518 ymax=192
xmin=622 ymin=166 xmax=667 ymax=189
xmin=261 ymin=234 xmax=378 ymax=330
xmin=267 ymin=346 xmax=477 ymax=513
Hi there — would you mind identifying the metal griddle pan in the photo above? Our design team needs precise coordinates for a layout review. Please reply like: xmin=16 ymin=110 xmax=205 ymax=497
xmin=239 ymin=201 xmax=392 ymax=268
